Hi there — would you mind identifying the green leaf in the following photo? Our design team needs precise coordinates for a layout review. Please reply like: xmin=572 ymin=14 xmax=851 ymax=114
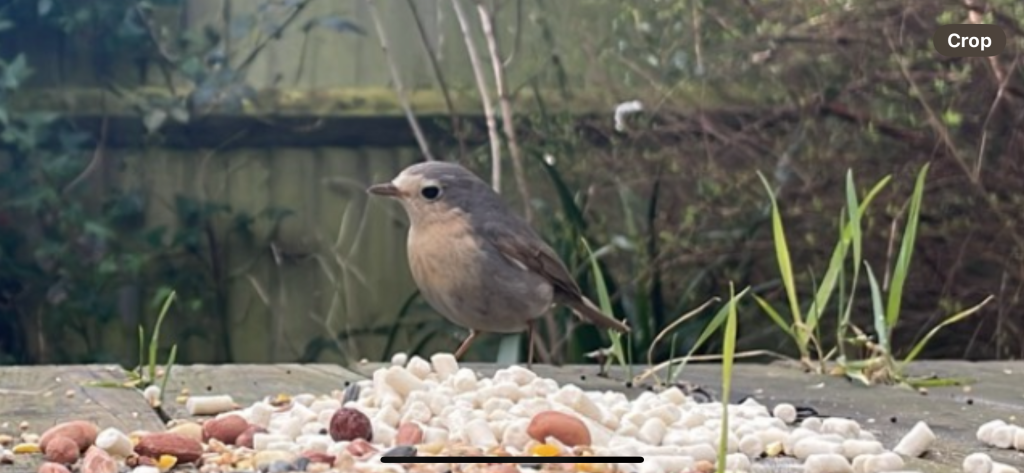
xmin=716 ymin=283 xmax=741 ymax=473
xmin=752 ymin=294 xmax=794 ymax=339
xmin=886 ymin=163 xmax=929 ymax=329
xmin=900 ymin=296 xmax=993 ymax=368
xmin=756 ymin=172 xmax=803 ymax=343
xmin=864 ymin=263 xmax=889 ymax=353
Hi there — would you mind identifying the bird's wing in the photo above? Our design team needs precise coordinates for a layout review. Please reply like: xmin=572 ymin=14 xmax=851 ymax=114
xmin=480 ymin=221 xmax=583 ymax=298
xmin=482 ymin=221 xmax=630 ymax=333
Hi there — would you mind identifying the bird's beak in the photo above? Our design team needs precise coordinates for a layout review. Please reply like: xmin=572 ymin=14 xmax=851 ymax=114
xmin=366 ymin=182 xmax=401 ymax=197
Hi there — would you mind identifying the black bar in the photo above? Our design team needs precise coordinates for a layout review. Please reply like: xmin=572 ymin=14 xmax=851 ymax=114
xmin=380 ymin=456 xmax=644 ymax=464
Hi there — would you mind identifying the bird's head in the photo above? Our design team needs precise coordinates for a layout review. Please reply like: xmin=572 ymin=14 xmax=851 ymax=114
xmin=366 ymin=161 xmax=495 ymax=226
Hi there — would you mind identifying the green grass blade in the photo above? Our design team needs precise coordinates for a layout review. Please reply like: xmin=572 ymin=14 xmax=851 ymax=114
xmin=886 ymin=164 xmax=930 ymax=328
xmin=581 ymin=237 xmax=626 ymax=370
xmin=137 ymin=325 xmax=145 ymax=374
xmin=756 ymin=172 xmax=803 ymax=338
xmin=677 ymin=287 xmax=751 ymax=375
xmin=752 ymin=294 xmax=795 ymax=339
xmin=864 ymin=263 xmax=889 ymax=353
xmin=159 ymin=344 xmax=178 ymax=401
xmin=716 ymin=282 xmax=740 ymax=473
xmin=900 ymin=295 xmax=994 ymax=368
xmin=149 ymin=290 xmax=177 ymax=382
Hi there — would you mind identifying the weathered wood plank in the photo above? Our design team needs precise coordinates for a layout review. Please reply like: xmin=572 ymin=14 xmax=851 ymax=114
xmin=160 ymin=364 xmax=366 ymax=420
xmin=0 ymin=365 xmax=163 ymax=434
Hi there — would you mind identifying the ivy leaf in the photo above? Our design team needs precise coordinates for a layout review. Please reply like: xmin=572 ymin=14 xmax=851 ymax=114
xmin=942 ymin=110 xmax=963 ymax=127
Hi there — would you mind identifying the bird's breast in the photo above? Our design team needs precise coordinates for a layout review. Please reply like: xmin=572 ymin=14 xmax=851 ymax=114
xmin=406 ymin=217 xmax=552 ymax=332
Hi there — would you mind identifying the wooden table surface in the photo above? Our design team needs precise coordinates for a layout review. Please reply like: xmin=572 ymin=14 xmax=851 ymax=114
xmin=1 ymin=361 xmax=1022 ymax=473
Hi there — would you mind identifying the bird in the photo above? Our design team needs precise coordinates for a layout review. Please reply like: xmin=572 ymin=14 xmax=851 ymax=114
xmin=366 ymin=160 xmax=630 ymax=364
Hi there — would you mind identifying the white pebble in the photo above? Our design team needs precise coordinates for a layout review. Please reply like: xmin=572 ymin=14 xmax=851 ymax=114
xmin=892 ymin=421 xmax=935 ymax=458
xmin=739 ymin=434 xmax=764 ymax=457
xmin=725 ymin=452 xmax=751 ymax=471
xmin=429 ymin=353 xmax=459 ymax=379
xmin=677 ymin=444 xmax=716 ymax=462
xmin=186 ymin=394 xmax=235 ymax=416
xmin=375 ymin=405 xmax=400 ymax=428
xmin=249 ymin=402 xmax=274 ymax=428
xmin=406 ymin=356 xmax=432 ymax=379
xmin=755 ymin=427 xmax=789 ymax=447
xmin=658 ymin=387 xmax=688 ymax=405
xmin=842 ymin=439 xmax=885 ymax=459
xmin=822 ymin=417 xmax=862 ymax=438
xmin=962 ymin=452 xmax=992 ymax=473
xmin=650 ymin=455 xmax=695 ymax=472
xmin=95 ymin=428 xmax=133 ymax=457
xmin=142 ymin=386 xmax=161 ymax=406
xmin=802 ymin=417 xmax=823 ymax=431
xmin=794 ymin=438 xmax=845 ymax=460
xmin=383 ymin=366 xmax=425 ymax=397
xmin=309 ymin=399 xmax=341 ymax=414
xmin=805 ymin=453 xmax=854 ymax=473
xmin=992 ymin=463 xmax=1021 ymax=473
xmin=452 ymin=368 xmax=478 ymax=392
xmin=977 ymin=420 xmax=1007 ymax=443
xmin=390 ymin=352 xmax=408 ymax=366
xmin=277 ymin=416 xmax=303 ymax=439
xmin=289 ymin=403 xmax=317 ymax=423
xmin=132 ymin=467 xmax=160 ymax=473
xmin=863 ymin=452 xmax=905 ymax=473
xmin=678 ymin=412 xmax=706 ymax=428
xmin=784 ymin=427 xmax=819 ymax=455
xmin=374 ymin=423 xmax=396 ymax=446
xmin=773 ymin=403 xmax=798 ymax=424
xmin=460 ymin=418 xmax=497 ymax=448
xmin=292 ymin=394 xmax=315 ymax=406
xmin=252 ymin=433 xmax=290 ymax=451
xmin=990 ymin=426 xmax=1016 ymax=449
xmin=637 ymin=417 xmax=667 ymax=445
xmin=296 ymin=434 xmax=331 ymax=453
xmin=552 ymin=385 xmax=604 ymax=422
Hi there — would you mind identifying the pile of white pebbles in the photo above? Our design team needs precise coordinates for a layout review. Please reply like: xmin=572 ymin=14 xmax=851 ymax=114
xmin=172 ymin=353 xmax=1020 ymax=473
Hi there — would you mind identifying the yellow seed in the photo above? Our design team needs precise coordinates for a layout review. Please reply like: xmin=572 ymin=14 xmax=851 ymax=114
xmin=765 ymin=441 xmax=784 ymax=457
xmin=531 ymin=444 xmax=560 ymax=457
xmin=157 ymin=455 xmax=178 ymax=471
xmin=12 ymin=443 xmax=41 ymax=454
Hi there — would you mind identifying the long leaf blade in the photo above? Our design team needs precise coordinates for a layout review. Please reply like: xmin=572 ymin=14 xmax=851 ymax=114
xmin=886 ymin=164 xmax=930 ymax=328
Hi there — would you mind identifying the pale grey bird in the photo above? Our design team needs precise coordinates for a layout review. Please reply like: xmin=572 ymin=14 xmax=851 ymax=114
xmin=367 ymin=161 xmax=630 ymax=363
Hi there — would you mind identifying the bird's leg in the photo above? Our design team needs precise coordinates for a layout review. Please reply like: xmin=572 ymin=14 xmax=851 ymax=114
xmin=454 ymin=329 xmax=479 ymax=360
xmin=527 ymin=320 xmax=536 ymax=369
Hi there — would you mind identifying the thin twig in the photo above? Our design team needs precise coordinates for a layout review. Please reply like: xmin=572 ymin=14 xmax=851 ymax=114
xmin=451 ymin=0 xmax=501 ymax=190
xmin=405 ymin=0 xmax=467 ymax=158
xmin=365 ymin=0 xmax=436 ymax=161
xmin=476 ymin=2 xmax=533 ymax=223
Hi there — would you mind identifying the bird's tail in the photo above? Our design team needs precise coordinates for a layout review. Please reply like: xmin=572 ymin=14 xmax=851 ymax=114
xmin=565 ymin=296 xmax=631 ymax=333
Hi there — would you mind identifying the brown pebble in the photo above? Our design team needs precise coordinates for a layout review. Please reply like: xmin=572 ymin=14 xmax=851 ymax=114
xmin=526 ymin=411 xmax=592 ymax=447
xmin=43 ymin=436 xmax=79 ymax=465
xmin=395 ymin=422 xmax=423 ymax=446
xmin=345 ymin=439 xmax=377 ymax=459
xmin=234 ymin=425 xmax=266 ymax=449
xmin=134 ymin=433 xmax=203 ymax=464
xmin=37 ymin=462 xmax=72 ymax=473
xmin=203 ymin=415 xmax=249 ymax=445
xmin=694 ymin=459 xmax=715 ymax=473
xmin=40 ymin=421 xmax=99 ymax=453
xmin=81 ymin=446 xmax=118 ymax=473
xmin=486 ymin=465 xmax=521 ymax=473
xmin=329 ymin=408 xmax=373 ymax=442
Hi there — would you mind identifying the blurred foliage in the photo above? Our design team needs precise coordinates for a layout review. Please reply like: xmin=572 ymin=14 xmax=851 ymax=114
xmin=491 ymin=0 xmax=1024 ymax=363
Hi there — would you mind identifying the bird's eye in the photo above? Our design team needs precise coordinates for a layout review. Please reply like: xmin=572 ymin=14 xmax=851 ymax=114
xmin=420 ymin=185 xmax=442 ymax=200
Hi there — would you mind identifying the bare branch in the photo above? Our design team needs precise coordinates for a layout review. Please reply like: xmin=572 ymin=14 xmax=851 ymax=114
xmin=365 ymin=0 xmax=436 ymax=161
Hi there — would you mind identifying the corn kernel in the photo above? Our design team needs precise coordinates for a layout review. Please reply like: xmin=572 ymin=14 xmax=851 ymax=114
xmin=157 ymin=454 xmax=178 ymax=471
xmin=12 ymin=443 xmax=41 ymax=454
xmin=531 ymin=444 xmax=560 ymax=457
